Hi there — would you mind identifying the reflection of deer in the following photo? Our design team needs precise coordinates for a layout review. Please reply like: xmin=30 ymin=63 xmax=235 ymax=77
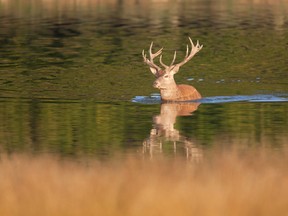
xmin=142 ymin=37 xmax=203 ymax=102
xmin=143 ymin=102 xmax=202 ymax=162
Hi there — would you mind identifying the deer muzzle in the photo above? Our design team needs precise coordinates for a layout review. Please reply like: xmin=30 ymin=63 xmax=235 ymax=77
xmin=153 ymin=80 xmax=161 ymax=89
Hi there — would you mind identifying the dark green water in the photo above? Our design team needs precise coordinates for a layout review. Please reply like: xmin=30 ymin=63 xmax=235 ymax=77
xmin=1 ymin=0 xmax=288 ymax=159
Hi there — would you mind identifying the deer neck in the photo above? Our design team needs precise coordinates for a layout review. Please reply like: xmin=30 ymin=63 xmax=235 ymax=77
xmin=160 ymin=82 xmax=181 ymax=101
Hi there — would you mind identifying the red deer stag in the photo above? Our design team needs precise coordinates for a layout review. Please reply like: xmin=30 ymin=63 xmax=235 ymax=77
xmin=142 ymin=37 xmax=203 ymax=102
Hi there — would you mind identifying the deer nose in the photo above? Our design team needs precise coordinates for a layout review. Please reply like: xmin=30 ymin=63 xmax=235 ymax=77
xmin=153 ymin=80 xmax=160 ymax=89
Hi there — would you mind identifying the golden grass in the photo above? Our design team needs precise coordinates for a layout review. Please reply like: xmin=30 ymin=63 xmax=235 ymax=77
xmin=1 ymin=149 xmax=288 ymax=216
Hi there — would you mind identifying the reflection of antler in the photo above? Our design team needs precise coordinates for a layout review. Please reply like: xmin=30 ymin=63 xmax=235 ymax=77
xmin=143 ymin=103 xmax=202 ymax=162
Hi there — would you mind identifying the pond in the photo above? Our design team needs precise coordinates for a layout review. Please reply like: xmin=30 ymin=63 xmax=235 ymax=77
xmin=1 ymin=0 xmax=288 ymax=160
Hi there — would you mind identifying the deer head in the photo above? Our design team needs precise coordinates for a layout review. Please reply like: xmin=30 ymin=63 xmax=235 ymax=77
xmin=142 ymin=37 xmax=203 ymax=91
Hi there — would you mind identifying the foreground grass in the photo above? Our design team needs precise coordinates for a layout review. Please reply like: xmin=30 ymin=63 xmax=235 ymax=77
xmin=1 ymin=149 xmax=288 ymax=216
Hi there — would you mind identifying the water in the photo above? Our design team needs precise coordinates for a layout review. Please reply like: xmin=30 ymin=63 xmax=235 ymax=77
xmin=132 ymin=94 xmax=288 ymax=103
xmin=0 ymin=0 xmax=288 ymax=159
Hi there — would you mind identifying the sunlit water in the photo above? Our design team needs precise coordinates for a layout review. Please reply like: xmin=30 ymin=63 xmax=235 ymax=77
xmin=0 ymin=0 xmax=288 ymax=160
xmin=133 ymin=93 xmax=288 ymax=104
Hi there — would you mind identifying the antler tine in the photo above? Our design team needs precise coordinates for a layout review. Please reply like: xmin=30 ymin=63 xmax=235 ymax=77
xmin=170 ymin=51 xmax=177 ymax=66
xmin=143 ymin=42 xmax=164 ymax=74
xmin=149 ymin=41 xmax=153 ymax=49
xmin=159 ymin=55 xmax=169 ymax=69
xmin=149 ymin=42 xmax=163 ymax=59
xmin=149 ymin=42 xmax=154 ymax=57
xmin=142 ymin=50 xmax=150 ymax=64
xmin=188 ymin=37 xmax=195 ymax=47
xmin=142 ymin=50 xmax=146 ymax=59
xmin=142 ymin=50 xmax=153 ymax=66
xmin=185 ymin=44 xmax=189 ymax=58
xmin=173 ymin=37 xmax=203 ymax=68
xmin=154 ymin=48 xmax=163 ymax=57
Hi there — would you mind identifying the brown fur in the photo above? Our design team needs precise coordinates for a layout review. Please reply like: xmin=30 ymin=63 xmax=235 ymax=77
xmin=160 ymin=84 xmax=201 ymax=102
xmin=177 ymin=84 xmax=202 ymax=101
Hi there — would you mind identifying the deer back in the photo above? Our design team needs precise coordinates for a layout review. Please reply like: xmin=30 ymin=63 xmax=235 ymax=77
xmin=176 ymin=84 xmax=201 ymax=101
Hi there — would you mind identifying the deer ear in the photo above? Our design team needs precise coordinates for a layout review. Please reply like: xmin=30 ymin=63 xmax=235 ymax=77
xmin=149 ymin=67 xmax=158 ymax=77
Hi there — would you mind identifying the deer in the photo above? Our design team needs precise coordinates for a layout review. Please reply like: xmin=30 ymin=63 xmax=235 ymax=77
xmin=142 ymin=37 xmax=203 ymax=102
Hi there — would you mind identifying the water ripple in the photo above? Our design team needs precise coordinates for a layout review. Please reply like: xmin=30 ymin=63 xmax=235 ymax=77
xmin=132 ymin=94 xmax=288 ymax=104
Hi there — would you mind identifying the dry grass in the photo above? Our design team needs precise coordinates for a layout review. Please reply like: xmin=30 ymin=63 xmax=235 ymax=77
xmin=1 ymin=149 xmax=288 ymax=216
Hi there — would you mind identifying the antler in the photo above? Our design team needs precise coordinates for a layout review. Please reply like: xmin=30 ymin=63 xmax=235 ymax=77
xmin=159 ymin=37 xmax=203 ymax=71
xmin=159 ymin=51 xmax=177 ymax=69
xmin=142 ymin=42 xmax=163 ymax=76
xmin=143 ymin=38 xmax=203 ymax=76
xmin=174 ymin=37 xmax=203 ymax=68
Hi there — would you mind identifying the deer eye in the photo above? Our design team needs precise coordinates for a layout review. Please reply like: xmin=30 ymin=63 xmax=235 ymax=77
xmin=164 ymin=74 xmax=169 ymax=78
